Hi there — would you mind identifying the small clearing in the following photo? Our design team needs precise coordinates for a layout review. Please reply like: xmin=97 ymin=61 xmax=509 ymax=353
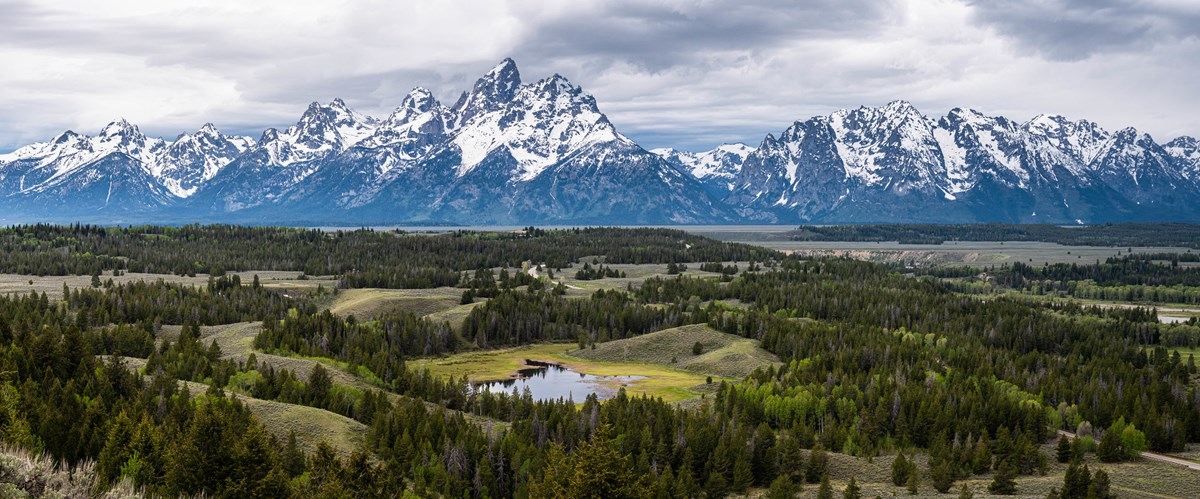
xmin=328 ymin=287 xmax=465 ymax=320
xmin=412 ymin=343 xmax=713 ymax=403
xmin=569 ymin=324 xmax=781 ymax=379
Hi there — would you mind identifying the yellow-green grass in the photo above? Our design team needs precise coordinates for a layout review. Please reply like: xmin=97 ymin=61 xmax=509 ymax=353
xmin=328 ymin=287 xmax=464 ymax=320
xmin=236 ymin=395 xmax=367 ymax=456
xmin=176 ymin=381 xmax=365 ymax=457
xmin=424 ymin=301 xmax=485 ymax=330
xmin=411 ymin=343 xmax=713 ymax=403
xmin=183 ymin=378 xmax=366 ymax=457
xmin=570 ymin=324 xmax=781 ymax=379
xmin=1166 ymin=346 xmax=1200 ymax=358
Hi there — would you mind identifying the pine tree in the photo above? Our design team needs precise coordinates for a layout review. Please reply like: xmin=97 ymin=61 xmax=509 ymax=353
xmin=653 ymin=465 xmax=674 ymax=499
xmin=1097 ymin=429 xmax=1123 ymax=462
xmin=766 ymin=474 xmax=798 ymax=499
xmin=816 ymin=473 xmax=834 ymax=499
xmin=704 ymin=472 xmax=729 ymax=499
xmin=842 ymin=476 xmax=861 ymax=499
xmin=1062 ymin=462 xmax=1091 ymax=499
xmin=931 ymin=459 xmax=955 ymax=492
xmin=673 ymin=466 xmax=699 ymax=498
xmin=752 ymin=422 xmax=778 ymax=486
xmin=806 ymin=444 xmax=829 ymax=484
xmin=778 ymin=433 xmax=805 ymax=479
xmin=971 ymin=435 xmax=993 ymax=474
xmin=731 ymin=452 xmax=754 ymax=491
xmin=227 ymin=423 xmax=291 ymax=498
xmin=1055 ymin=435 xmax=1073 ymax=463
xmin=906 ymin=470 xmax=920 ymax=495
xmin=567 ymin=424 xmax=651 ymax=498
xmin=988 ymin=460 xmax=1017 ymax=495
xmin=1087 ymin=469 xmax=1113 ymax=499
xmin=282 ymin=430 xmax=306 ymax=477
xmin=993 ymin=426 xmax=1014 ymax=465
xmin=892 ymin=452 xmax=912 ymax=485
xmin=306 ymin=363 xmax=333 ymax=408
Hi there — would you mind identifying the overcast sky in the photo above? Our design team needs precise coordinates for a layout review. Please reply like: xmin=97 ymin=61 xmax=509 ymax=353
xmin=1 ymin=0 xmax=1197 ymax=152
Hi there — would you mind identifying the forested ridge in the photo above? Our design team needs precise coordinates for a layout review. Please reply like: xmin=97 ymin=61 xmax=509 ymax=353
xmin=927 ymin=255 xmax=1200 ymax=307
xmin=785 ymin=222 xmax=1200 ymax=248
xmin=0 ymin=227 xmax=1196 ymax=498
xmin=0 ymin=224 xmax=774 ymax=284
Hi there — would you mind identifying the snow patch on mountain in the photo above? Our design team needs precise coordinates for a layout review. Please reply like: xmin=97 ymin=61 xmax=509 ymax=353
xmin=653 ymin=143 xmax=752 ymax=179
xmin=452 ymin=73 xmax=622 ymax=181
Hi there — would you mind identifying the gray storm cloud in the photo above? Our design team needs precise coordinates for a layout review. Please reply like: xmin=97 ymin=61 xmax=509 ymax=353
xmin=0 ymin=0 xmax=1196 ymax=152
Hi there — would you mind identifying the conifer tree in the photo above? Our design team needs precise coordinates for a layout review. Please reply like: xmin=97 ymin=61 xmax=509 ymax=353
xmin=842 ymin=476 xmax=861 ymax=499
xmin=806 ymin=444 xmax=829 ymax=484
xmin=816 ymin=473 xmax=834 ymax=499
xmin=567 ymin=424 xmax=651 ymax=498
xmin=892 ymin=452 xmax=911 ymax=485
xmin=1087 ymin=469 xmax=1113 ymax=499
xmin=971 ymin=435 xmax=993 ymax=474
xmin=1055 ymin=435 xmax=1073 ymax=463
xmin=930 ymin=460 xmax=955 ymax=493
xmin=988 ymin=460 xmax=1017 ymax=495
xmin=766 ymin=474 xmax=798 ymax=499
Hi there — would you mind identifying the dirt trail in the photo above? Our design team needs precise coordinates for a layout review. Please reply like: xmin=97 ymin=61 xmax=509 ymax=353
xmin=1056 ymin=430 xmax=1200 ymax=472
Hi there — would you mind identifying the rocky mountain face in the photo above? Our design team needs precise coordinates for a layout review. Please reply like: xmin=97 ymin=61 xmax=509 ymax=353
xmin=1 ymin=60 xmax=1197 ymax=224
xmin=179 ymin=59 xmax=728 ymax=224
xmin=652 ymin=143 xmax=753 ymax=196
xmin=0 ymin=119 xmax=249 ymax=216
xmin=724 ymin=102 xmax=1200 ymax=223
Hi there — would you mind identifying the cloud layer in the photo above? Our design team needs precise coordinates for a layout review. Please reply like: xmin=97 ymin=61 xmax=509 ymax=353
xmin=1 ymin=0 xmax=1197 ymax=152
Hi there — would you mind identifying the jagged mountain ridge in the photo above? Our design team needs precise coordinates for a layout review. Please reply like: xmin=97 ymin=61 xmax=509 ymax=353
xmin=0 ymin=119 xmax=252 ymax=214
xmin=652 ymin=143 xmax=753 ymax=196
xmin=1 ymin=59 xmax=1198 ymax=224
xmin=722 ymin=101 xmax=1200 ymax=223
xmin=181 ymin=58 xmax=728 ymax=223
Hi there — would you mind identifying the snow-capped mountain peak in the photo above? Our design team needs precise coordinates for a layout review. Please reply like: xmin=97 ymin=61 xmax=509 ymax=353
xmin=3 ymin=58 xmax=1199 ymax=225
xmin=451 ymin=58 xmax=522 ymax=128
xmin=356 ymin=87 xmax=451 ymax=155
xmin=154 ymin=123 xmax=254 ymax=197
xmin=253 ymin=99 xmax=380 ymax=166
xmin=450 ymin=66 xmax=623 ymax=181
xmin=100 ymin=117 xmax=137 ymax=136
xmin=653 ymin=143 xmax=753 ymax=193
xmin=402 ymin=87 xmax=437 ymax=113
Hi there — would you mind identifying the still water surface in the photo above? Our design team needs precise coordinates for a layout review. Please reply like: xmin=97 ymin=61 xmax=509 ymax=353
xmin=475 ymin=361 xmax=644 ymax=402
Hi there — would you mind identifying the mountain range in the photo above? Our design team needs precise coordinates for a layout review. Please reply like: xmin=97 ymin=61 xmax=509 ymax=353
xmin=2 ymin=58 xmax=1198 ymax=225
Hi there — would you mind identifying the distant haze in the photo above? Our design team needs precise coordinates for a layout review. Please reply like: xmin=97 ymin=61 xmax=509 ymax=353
xmin=1 ymin=0 xmax=1198 ymax=152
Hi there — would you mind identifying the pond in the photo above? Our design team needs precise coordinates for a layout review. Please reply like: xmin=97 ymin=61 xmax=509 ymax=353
xmin=474 ymin=360 xmax=644 ymax=402
xmin=1160 ymin=315 xmax=1193 ymax=324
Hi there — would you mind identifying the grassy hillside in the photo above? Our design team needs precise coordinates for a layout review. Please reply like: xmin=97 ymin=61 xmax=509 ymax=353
xmin=118 ymin=357 xmax=367 ymax=458
xmin=569 ymin=324 xmax=781 ymax=378
xmin=328 ymin=287 xmax=465 ymax=320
